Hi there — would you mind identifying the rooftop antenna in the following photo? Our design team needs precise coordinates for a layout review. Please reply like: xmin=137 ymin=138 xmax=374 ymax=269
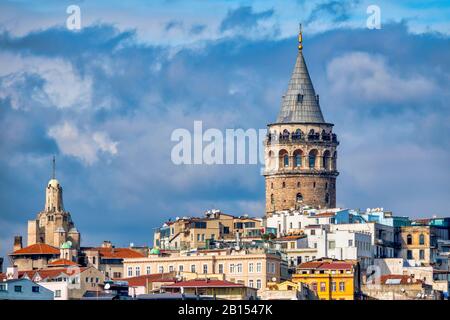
xmin=52 ymin=155 xmax=56 ymax=179
xmin=298 ymin=23 xmax=303 ymax=51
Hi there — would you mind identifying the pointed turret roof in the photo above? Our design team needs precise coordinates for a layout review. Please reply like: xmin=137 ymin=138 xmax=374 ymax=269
xmin=276 ymin=29 xmax=325 ymax=124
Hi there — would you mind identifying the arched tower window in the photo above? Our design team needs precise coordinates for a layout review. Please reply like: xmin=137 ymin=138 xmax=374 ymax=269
xmin=309 ymin=150 xmax=318 ymax=169
xmin=270 ymin=194 xmax=274 ymax=205
xmin=419 ymin=234 xmax=425 ymax=245
xmin=296 ymin=193 xmax=303 ymax=202
xmin=332 ymin=151 xmax=337 ymax=170
xmin=322 ymin=150 xmax=331 ymax=170
xmin=407 ymin=234 xmax=412 ymax=245
xmin=293 ymin=150 xmax=303 ymax=167
xmin=325 ymin=193 xmax=330 ymax=204
xmin=279 ymin=150 xmax=289 ymax=168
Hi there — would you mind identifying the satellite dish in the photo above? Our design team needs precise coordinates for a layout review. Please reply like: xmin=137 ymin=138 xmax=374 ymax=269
xmin=104 ymin=283 xmax=111 ymax=290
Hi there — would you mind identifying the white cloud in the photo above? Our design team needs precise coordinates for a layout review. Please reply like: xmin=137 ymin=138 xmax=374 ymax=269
xmin=48 ymin=122 xmax=118 ymax=165
xmin=0 ymin=53 xmax=92 ymax=110
xmin=326 ymin=51 xmax=437 ymax=103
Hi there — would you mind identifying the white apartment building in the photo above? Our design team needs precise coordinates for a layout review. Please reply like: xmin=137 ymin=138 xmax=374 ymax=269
xmin=330 ymin=222 xmax=395 ymax=259
xmin=317 ymin=230 xmax=373 ymax=269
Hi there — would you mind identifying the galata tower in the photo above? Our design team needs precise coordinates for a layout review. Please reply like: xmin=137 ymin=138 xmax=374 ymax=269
xmin=264 ymin=28 xmax=339 ymax=216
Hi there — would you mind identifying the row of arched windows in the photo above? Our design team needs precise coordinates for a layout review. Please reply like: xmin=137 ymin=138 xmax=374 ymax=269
xmin=269 ymin=149 xmax=337 ymax=170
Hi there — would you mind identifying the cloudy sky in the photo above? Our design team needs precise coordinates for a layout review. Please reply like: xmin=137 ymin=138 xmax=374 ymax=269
xmin=0 ymin=0 xmax=449 ymax=261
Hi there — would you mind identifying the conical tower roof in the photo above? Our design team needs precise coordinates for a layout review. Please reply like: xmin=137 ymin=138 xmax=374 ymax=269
xmin=276 ymin=31 xmax=325 ymax=124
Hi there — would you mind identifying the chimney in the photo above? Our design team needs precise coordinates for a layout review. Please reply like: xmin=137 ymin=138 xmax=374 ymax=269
xmin=6 ymin=266 xmax=18 ymax=280
xmin=13 ymin=236 xmax=23 ymax=252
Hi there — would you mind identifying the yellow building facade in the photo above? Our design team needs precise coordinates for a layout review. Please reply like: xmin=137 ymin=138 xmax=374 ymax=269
xmin=291 ymin=258 xmax=360 ymax=300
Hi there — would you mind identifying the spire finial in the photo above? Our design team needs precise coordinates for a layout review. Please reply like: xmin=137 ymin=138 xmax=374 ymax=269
xmin=298 ymin=23 xmax=303 ymax=51
xmin=52 ymin=155 xmax=56 ymax=179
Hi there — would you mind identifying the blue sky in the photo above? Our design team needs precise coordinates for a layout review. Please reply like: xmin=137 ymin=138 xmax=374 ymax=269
xmin=0 ymin=0 xmax=449 ymax=261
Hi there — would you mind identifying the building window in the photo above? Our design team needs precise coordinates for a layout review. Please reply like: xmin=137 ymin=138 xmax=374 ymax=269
xmin=419 ymin=249 xmax=425 ymax=260
xmin=191 ymin=265 xmax=196 ymax=273
xmin=218 ymin=264 xmax=224 ymax=274
xmin=249 ymin=263 xmax=254 ymax=273
xmin=290 ymin=242 xmax=295 ymax=249
xmin=270 ymin=194 xmax=274 ymax=205
xmin=230 ymin=264 xmax=235 ymax=273
xmin=146 ymin=266 xmax=151 ymax=275
xmin=256 ymin=279 xmax=262 ymax=289
xmin=249 ymin=280 xmax=254 ymax=288
xmin=311 ymin=282 xmax=317 ymax=292
xmin=331 ymin=282 xmax=336 ymax=292
xmin=310 ymin=230 xmax=315 ymax=236
xmin=135 ymin=267 xmax=141 ymax=276
xmin=296 ymin=193 xmax=303 ymax=203
xmin=202 ymin=264 xmax=208 ymax=274
xmin=407 ymin=250 xmax=413 ymax=260
xmin=298 ymin=222 xmax=302 ymax=229
xmin=419 ymin=234 xmax=425 ymax=245
xmin=92 ymin=256 xmax=96 ymax=264
xmin=32 ymin=286 xmax=40 ymax=293
xmin=339 ymin=282 xmax=345 ymax=292
xmin=237 ymin=263 xmax=243 ymax=273
xmin=407 ymin=234 xmax=412 ymax=245
xmin=256 ymin=262 xmax=262 ymax=273
xmin=320 ymin=282 xmax=326 ymax=292
xmin=294 ymin=153 xmax=302 ymax=167
xmin=282 ymin=181 xmax=286 ymax=188
xmin=55 ymin=290 xmax=61 ymax=298
xmin=271 ymin=182 xmax=273 ymax=189
xmin=127 ymin=267 xmax=133 ymax=277
xmin=169 ymin=265 xmax=174 ymax=272
xmin=14 ymin=285 xmax=22 ymax=293
xmin=283 ymin=154 xmax=289 ymax=167
xmin=348 ymin=239 xmax=353 ymax=247
xmin=308 ymin=150 xmax=318 ymax=168
xmin=328 ymin=241 xmax=336 ymax=249
xmin=179 ymin=265 xmax=184 ymax=272
xmin=158 ymin=266 xmax=164 ymax=273
xmin=325 ymin=193 xmax=329 ymax=204
xmin=0 ymin=284 xmax=6 ymax=291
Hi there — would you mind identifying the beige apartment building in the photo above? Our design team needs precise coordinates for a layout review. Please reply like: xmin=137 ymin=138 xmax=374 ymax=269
xmin=154 ymin=210 xmax=262 ymax=250
xmin=123 ymin=248 xmax=283 ymax=291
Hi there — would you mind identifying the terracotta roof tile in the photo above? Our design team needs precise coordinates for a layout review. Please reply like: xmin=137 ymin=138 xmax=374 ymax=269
xmin=379 ymin=274 xmax=422 ymax=285
xmin=10 ymin=243 xmax=60 ymax=256
xmin=163 ymin=279 xmax=246 ymax=288
xmin=48 ymin=259 xmax=79 ymax=267
xmin=87 ymin=247 xmax=145 ymax=259
xmin=297 ymin=260 xmax=354 ymax=271
xmin=119 ymin=273 xmax=177 ymax=287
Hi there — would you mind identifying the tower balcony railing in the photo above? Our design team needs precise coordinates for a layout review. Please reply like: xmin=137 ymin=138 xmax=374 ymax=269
xmin=263 ymin=166 xmax=339 ymax=176
xmin=266 ymin=133 xmax=338 ymax=146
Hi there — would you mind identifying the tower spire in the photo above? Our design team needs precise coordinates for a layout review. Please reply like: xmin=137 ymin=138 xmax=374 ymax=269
xmin=298 ymin=23 xmax=303 ymax=51
xmin=52 ymin=155 xmax=55 ymax=179
xmin=276 ymin=26 xmax=325 ymax=124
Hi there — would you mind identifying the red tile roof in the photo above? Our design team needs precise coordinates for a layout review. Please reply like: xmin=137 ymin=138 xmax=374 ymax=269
xmin=119 ymin=273 xmax=176 ymax=287
xmin=163 ymin=279 xmax=246 ymax=288
xmin=10 ymin=243 xmax=60 ymax=256
xmin=86 ymin=247 xmax=145 ymax=259
xmin=48 ymin=259 xmax=79 ymax=267
xmin=297 ymin=260 xmax=355 ymax=271
xmin=20 ymin=267 xmax=88 ymax=281
xmin=314 ymin=212 xmax=336 ymax=217
xmin=276 ymin=235 xmax=306 ymax=241
xmin=379 ymin=275 xmax=422 ymax=285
